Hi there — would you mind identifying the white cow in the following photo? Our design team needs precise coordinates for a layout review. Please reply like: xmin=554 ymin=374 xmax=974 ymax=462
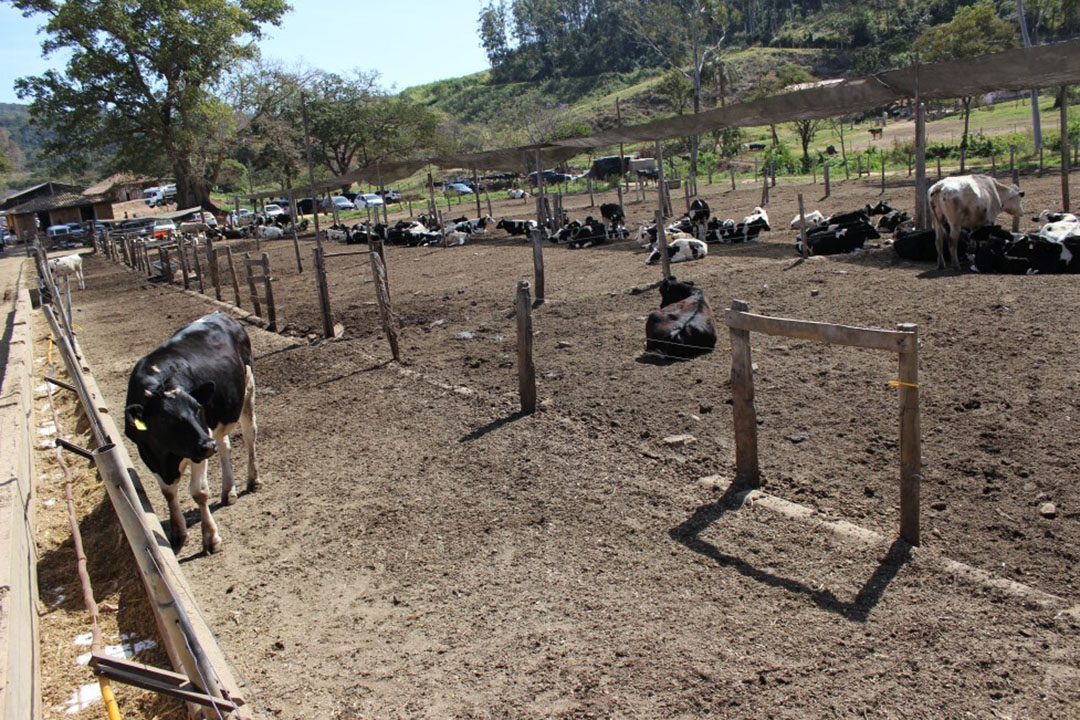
xmin=646 ymin=238 xmax=707 ymax=266
xmin=1035 ymin=209 xmax=1078 ymax=225
xmin=929 ymin=175 xmax=1024 ymax=270
xmin=49 ymin=254 xmax=85 ymax=290
xmin=1038 ymin=219 xmax=1080 ymax=243
xmin=258 ymin=225 xmax=284 ymax=240
xmin=790 ymin=210 xmax=826 ymax=230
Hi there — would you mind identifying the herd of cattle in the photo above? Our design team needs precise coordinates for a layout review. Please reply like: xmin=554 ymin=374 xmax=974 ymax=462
xmin=48 ymin=171 xmax=1076 ymax=557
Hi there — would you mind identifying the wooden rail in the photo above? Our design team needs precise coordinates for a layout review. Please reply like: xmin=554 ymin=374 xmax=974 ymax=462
xmin=725 ymin=301 xmax=921 ymax=545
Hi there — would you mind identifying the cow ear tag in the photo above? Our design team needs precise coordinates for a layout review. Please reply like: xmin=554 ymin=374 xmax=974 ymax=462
xmin=133 ymin=418 xmax=148 ymax=431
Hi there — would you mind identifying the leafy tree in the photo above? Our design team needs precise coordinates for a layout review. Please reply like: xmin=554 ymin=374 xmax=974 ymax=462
xmin=791 ymin=118 xmax=823 ymax=172
xmin=755 ymin=64 xmax=812 ymax=147
xmin=215 ymin=158 xmax=249 ymax=193
xmin=656 ymin=70 xmax=694 ymax=115
xmin=917 ymin=1 xmax=1018 ymax=171
xmin=625 ymin=0 xmax=735 ymax=191
xmin=703 ymin=51 xmax=740 ymax=108
xmin=10 ymin=0 xmax=289 ymax=209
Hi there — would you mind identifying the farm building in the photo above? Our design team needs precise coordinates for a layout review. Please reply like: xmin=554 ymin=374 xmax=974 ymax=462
xmin=3 ymin=189 xmax=114 ymax=242
xmin=0 ymin=181 xmax=82 ymax=213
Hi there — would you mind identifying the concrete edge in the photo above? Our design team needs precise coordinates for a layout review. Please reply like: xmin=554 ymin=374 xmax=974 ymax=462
xmin=699 ymin=475 xmax=1070 ymax=611
xmin=0 ymin=265 xmax=41 ymax=720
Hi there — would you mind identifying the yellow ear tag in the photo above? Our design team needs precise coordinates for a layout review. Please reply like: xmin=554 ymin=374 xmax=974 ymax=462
xmin=133 ymin=418 xmax=148 ymax=431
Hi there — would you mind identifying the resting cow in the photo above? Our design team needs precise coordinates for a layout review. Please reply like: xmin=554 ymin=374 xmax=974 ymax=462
xmin=646 ymin=238 xmax=707 ymax=265
xmin=645 ymin=278 xmax=716 ymax=359
xmin=124 ymin=312 xmax=259 ymax=554
xmin=496 ymin=219 xmax=537 ymax=237
xmin=929 ymin=174 xmax=1024 ymax=270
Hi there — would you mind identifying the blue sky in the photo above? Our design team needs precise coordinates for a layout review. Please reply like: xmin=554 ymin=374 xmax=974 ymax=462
xmin=0 ymin=1 xmax=492 ymax=103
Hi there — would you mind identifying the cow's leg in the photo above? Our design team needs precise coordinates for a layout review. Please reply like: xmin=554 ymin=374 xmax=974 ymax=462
xmin=950 ymin=225 xmax=963 ymax=271
xmin=240 ymin=365 xmax=260 ymax=491
xmin=215 ymin=423 xmax=237 ymax=506
xmin=159 ymin=477 xmax=188 ymax=550
xmin=190 ymin=460 xmax=222 ymax=554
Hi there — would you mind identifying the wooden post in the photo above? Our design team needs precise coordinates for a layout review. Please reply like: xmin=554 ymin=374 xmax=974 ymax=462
xmin=485 ymin=189 xmax=493 ymax=217
xmin=161 ymin=248 xmax=173 ymax=282
xmin=192 ymin=242 xmax=205 ymax=294
xmin=615 ymin=97 xmax=626 ymax=218
xmin=812 ymin=162 xmax=817 ymax=184
xmin=824 ymin=161 xmax=831 ymax=198
xmin=587 ymin=175 xmax=594 ymax=207
xmin=654 ymin=210 xmax=671 ymax=282
xmin=797 ymin=193 xmax=809 ymax=259
xmin=300 ymin=92 xmax=322 ymax=248
xmin=897 ymin=323 xmax=921 ymax=546
xmin=225 ymin=247 xmax=242 ymax=307
xmin=515 ymin=280 xmax=537 ymax=414
xmin=260 ymin=253 xmax=276 ymax=332
xmin=244 ymin=252 xmax=262 ymax=319
xmin=472 ymin=168 xmax=483 ymax=219
xmin=234 ymin=196 xmax=240 ymax=229
xmin=177 ymin=242 xmax=190 ymax=289
xmin=729 ymin=299 xmax=760 ymax=487
xmin=427 ymin=171 xmax=437 ymax=219
xmin=992 ymin=152 xmax=997 ymax=177
xmin=209 ymin=248 xmax=222 ymax=300
xmin=857 ymin=154 xmax=863 ymax=178
xmin=915 ymin=102 xmax=929 ymax=229
xmin=730 ymin=167 xmax=736 ymax=191
xmin=936 ymin=155 xmax=942 ymax=179
xmin=535 ymin=148 xmax=546 ymax=230
xmin=313 ymin=245 xmax=334 ymax=338
xmin=369 ymin=243 xmax=399 ymax=361
xmin=1010 ymin=144 xmax=1018 ymax=185
xmin=289 ymin=192 xmax=303 ymax=273
xmin=1039 ymin=145 xmax=1045 ymax=176
xmin=530 ymin=228 xmax=545 ymax=303
xmin=907 ymin=150 xmax=913 ymax=177
xmin=760 ymin=166 xmax=769 ymax=206
xmin=880 ymin=156 xmax=886 ymax=194
xmin=1062 ymin=85 xmax=1071 ymax=212
xmin=683 ymin=176 xmax=691 ymax=212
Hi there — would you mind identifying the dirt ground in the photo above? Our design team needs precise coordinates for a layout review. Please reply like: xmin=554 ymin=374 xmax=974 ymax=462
xmin=58 ymin=171 xmax=1079 ymax=718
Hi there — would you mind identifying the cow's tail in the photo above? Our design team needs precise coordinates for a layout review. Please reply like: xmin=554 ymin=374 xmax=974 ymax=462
xmin=928 ymin=185 xmax=946 ymax=238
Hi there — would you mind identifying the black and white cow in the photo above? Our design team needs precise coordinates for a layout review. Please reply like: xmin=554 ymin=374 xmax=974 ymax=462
xmin=124 ymin=312 xmax=259 ymax=554
xmin=876 ymin=209 xmax=912 ymax=233
xmin=567 ymin=218 xmax=609 ymax=249
xmin=645 ymin=278 xmax=716 ymax=359
xmin=600 ymin=203 xmax=625 ymax=226
xmin=865 ymin=201 xmax=898 ymax=216
xmin=972 ymin=226 xmax=1080 ymax=274
xmin=496 ymin=219 xmax=537 ymax=237
xmin=646 ymin=238 xmax=708 ymax=265
xmin=796 ymin=209 xmax=880 ymax=256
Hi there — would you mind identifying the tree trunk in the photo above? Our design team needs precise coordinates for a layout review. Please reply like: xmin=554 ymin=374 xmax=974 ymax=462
xmin=770 ymin=124 xmax=779 ymax=146
xmin=173 ymin=155 xmax=216 ymax=212
xmin=1016 ymin=0 xmax=1043 ymax=149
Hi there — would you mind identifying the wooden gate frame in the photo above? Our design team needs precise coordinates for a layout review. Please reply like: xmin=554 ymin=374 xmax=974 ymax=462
xmin=725 ymin=300 xmax=922 ymax=545
xmin=243 ymin=252 xmax=277 ymax=331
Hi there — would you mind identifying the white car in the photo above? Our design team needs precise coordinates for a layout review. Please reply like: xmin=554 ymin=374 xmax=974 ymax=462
xmin=325 ymin=196 xmax=356 ymax=211
xmin=262 ymin=203 xmax=286 ymax=218
xmin=355 ymin=193 xmax=384 ymax=209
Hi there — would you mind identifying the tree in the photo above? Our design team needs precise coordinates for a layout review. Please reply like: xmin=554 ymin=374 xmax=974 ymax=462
xmin=754 ymin=64 xmax=812 ymax=148
xmin=656 ymin=70 xmax=694 ymax=115
xmin=11 ymin=0 xmax=289 ymax=209
xmin=791 ymin=118 xmax=823 ymax=172
xmin=625 ymin=0 xmax=734 ymax=192
xmin=918 ymin=1 xmax=1018 ymax=171
xmin=703 ymin=51 xmax=740 ymax=108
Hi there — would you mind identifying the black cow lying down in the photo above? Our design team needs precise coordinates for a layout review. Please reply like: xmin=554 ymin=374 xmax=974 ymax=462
xmin=893 ymin=228 xmax=969 ymax=264
xmin=125 ymin=312 xmax=259 ymax=554
xmin=645 ymin=278 xmax=717 ymax=359
xmin=972 ymin=226 xmax=1080 ymax=274
xmin=795 ymin=209 xmax=880 ymax=256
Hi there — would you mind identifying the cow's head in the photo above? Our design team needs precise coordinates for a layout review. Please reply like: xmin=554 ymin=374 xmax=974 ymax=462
xmin=658 ymin=277 xmax=698 ymax=306
xmin=1002 ymin=184 xmax=1024 ymax=216
xmin=126 ymin=382 xmax=218 ymax=463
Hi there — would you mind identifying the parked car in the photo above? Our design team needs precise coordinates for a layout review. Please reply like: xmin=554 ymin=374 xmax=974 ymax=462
xmin=526 ymin=170 xmax=573 ymax=186
xmin=444 ymin=182 xmax=474 ymax=196
xmin=262 ymin=203 xmax=286 ymax=219
xmin=354 ymin=193 xmax=385 ymax=209
xmin=376 ymin=189 xmax=402 ymax=203
xmin=65 ymin=222 xmax=86 ymax=239
xmin=323 ymin=195 xmax=356 ymax=211
xmin=46 ymin=225 xmax=74 ymax=245
xmin=199 ymin=210 xmax=218 ymax=227
xmin=228 ymin=208 xmax=254 ymax=225
xmin=153 ymin=218 xmax=176 ymax=238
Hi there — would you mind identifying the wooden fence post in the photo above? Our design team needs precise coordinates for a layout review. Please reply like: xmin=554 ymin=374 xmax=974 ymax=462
xmin=225 ymin=247 xmax=241 ymax=307
xmin=1062 ymin=85 xmax=1071 ymax=212
xmin=206 ymin=238 xmax=222 ymax=300
xmin=260 ymin=253 xmax=276 ymax=331
xmin=177 ymin=243 xmax=190 ymax=289
xmin=369 ymin=243 xmax=399 ymax=361
xmin=915 ymin=102 xmax=929 ymax=229
xmin=730 ymin=167 xmax=736 ymax=192
xmin=244 ymin=253 xmax=262 ymax=319
xmin=880 ymin=157 xmax=886 ymax=194
xmin=160 ymin=248 xmax=173 ymax=282
xmin=313 ymin=245 xmax=334 ymax=338
xmin=530 ymin=228 xmax=545 ymax=303
xmin=1010 ymin=144 xmax=1018 ymax=185
xmin=515 ymin=280 xmax=537 ymax=414
xmin=824 ymin=161 xmax=831 ymax=198
xmin=797 ymin=194 xmax=809 ymax=259
xmin=729 ymin=299 xmax=760 ymax=487
xmin=289 ymin=194 xmax=303 ymax=273
xmin=192 ymin=243 xmax=205 ymax=294
xmin=897 ymin=322 xmax=921 ymax=546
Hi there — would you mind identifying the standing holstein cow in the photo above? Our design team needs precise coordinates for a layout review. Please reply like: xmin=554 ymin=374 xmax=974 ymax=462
xmin=124 ymin=312 xmax=259 ymax=554
xmin=645 ymin=278 xmax=717 ymax=359
xmin=929 ymin=175 xmax=1024 ymax=270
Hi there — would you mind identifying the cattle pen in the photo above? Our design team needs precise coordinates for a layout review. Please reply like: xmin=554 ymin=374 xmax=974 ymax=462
xmin=8 ymin=40 xmax=1080 ymax=720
